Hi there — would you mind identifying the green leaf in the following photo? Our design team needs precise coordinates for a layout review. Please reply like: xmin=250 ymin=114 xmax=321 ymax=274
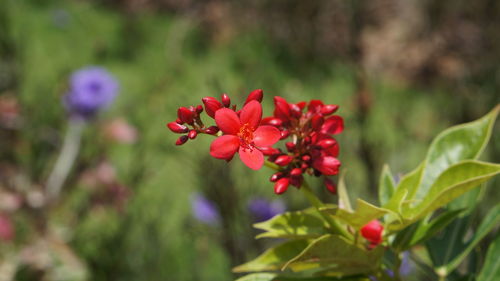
xmin=283 ymin=235 xmax=384 ymax=276
xmin=386 ymin=161 xmax=500 ymax=230
xmin=408 ymin=209 xmax=465 ymax=247
xmin=322 ymin=199 xmax=394 ymax=229
xmin=416 ymin=105 xmax=499 ymax=201
xmin=378 ymin=165 xmax=396 ymax=206
xmin=383 ymin=163 xmax=424 ymax=216
xmin=477 ymin=234 xmax=500 ymax=281
xmin=254 ymin=208 xmax=329 ymax=239
xmin=442 ymin=204 xmax=500 ymax=274
xmin=337 ymin=173 xmax=353 ymax=212
xmin=235 ymin=273 xmax=278 ymax=281
xmin=404 ymin=161 xmax=500 ymax=221
xmin=233 ymin=240 xmax=310 ymax=273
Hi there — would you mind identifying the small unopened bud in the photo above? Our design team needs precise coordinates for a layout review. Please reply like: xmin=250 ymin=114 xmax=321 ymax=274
xmin=196 ymin=105 xmax=204 ymax=114
xmin=324 ymin=178 xmax=336 ymax=194
xmin=273 ymin=96 xmax=291 ymax=122
xmin=269 ymin=172 xmax=283 ymax=182
xmin=202 ymin=97 xmax=222 ymax=118
xmin=280 ymin=130 xmax=290 ymax=140
xmin=167 ymin=122 xmax=188 ymax=133
xmin=188 ymin=130 xmax=198 ymax=139
xmin=290 ymin=175 xmax=303 ymax=187
xmin=175 ymin=118 xmax=183 ymax=124
xmin=321 ymin=104 xmax=339 ymax=115
xmin=301 ymin=155 xmax=311 ymax=162
xmin=285 ymin=142 xmax=296 ymax=152
xmin=221 ymin=93 xmax=231 ymax=107
xmin=300 ymin=162 xmax=309 ymax=170
xmin=245 ymin=89 xmax=263 ymax=104
xmin=260 ymin=117 xmax=283 ymax=127
xmin=311 ymin=115 xmax=324 ymax=131
xmin=274 ymin=178 xmax=289 ymax=194
xmin=303 ymin=137 xmax=311 ymax=145
xmin=175 ymin=135 xmax=189 ymax=145
xmin=205 ymin=126 xmax=219 ymax=135
xmin=290 ymin=168 xmax=302 ymax=177
xmin=289 ymin=103 xmax=302 ymax=118
xmin=360 ymin=220 xmax=384 ymax=247
xmin=317 ymin=139 xmax=336 ymax=149
xmin=177 ymin=107 xmax=194 ymax=124
xmin=275 ymin=155 xmax=293 ymax=166
xmin=260 ymin=146 xmax=281 ymax=156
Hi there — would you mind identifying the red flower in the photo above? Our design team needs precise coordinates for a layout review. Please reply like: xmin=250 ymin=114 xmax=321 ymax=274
xmin=210 ymin=101 xmax=281 ymax=170
xmin=361 ymin=220 xmax=384 ymax=247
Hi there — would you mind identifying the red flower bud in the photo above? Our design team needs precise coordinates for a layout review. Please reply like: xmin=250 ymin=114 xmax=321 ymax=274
xmin=177 ymin=107 xmax=194 ymax=124
xmin=289 ymin=103 xmax=302 ymax=118
xmin=290 ymin=168 xmax=302 ymax=177
xmin=175 ymin=135 xmax=188 ymax=145
xmin=274 ymin=178 xmax=289 ymax=194
xmin=260 ymin=146 xmax=281 ymax=156
xmin=245 ymin=89 xmax=263 ymax=104
xmin=269 ymin=172 xmax=283 ymax=182
xmin=321 ymin=115 xmax=344 ymax=135
xmin=324 ymin=178 xmax=336 ymax=194
xmin=273 ymin=96 xmax=291 ymax=121
xmin=202 ymin=97 xmax=222 ymax=118
xmin=221 ymin=93 xmax=231 ymax=107
xmin=188 ymin=130 xmax=197 ymax=139
xmin=360 ymin=220 xmax=384 ymax=246
xmin=308 ymin=100 xmax=324 ymax=113
xmin=205 ymin=126 xmax=219 ymax=135
xmin=300 ymin=162 xmax=309 ymax=170
xmin=311 ymin=115 xmax=324 ymax=131
xmin=260 ymin=117 xmax=283 ymax=127
xmin=320 ymin=104 xmax=339 ymax=115
xmin=167 ymin=122 xmax=189 ymax=133
xmin=196 ymin=105 xmax=204 ymax=114
xmin=290 ymin=175 xmax=303 ymax=187
xmin=275 ymin=155 xmax=293 ymax=166
xmin=296 ymin=101 xmax=307 ymax=110
xmin=301 ymin=155 xmax=311 ymax=162
xmin=176 ymin=118 xmax=182 ymax=124
xmin=285 ymin=142 xmax=296 ymax=152
xmin=317 ymin=138 xmax=337 ymax=149
xmin=280 ymin=130 xmax=290 ymax=140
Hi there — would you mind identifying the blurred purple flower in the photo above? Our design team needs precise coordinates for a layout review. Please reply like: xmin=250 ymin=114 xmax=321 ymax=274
xmin=64 ymin=67 xmax=119 ymax=119
xmin=191 ymin=193 xmax=220 ymax=225
xmin=0 ymin=214 xmax=14 ymax=241
xmin=248 ymin=197 xmax=286 ymax=222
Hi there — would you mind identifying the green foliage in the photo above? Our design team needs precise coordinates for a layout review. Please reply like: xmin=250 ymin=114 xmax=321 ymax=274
xmin=253 ymin=208 xmax=329 ymax=239
xmin=477 ymin=234 xmax=500 ymax=281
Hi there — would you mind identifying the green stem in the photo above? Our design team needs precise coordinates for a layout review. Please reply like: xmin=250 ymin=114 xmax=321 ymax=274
xmin=393 ymin=252 xmax=402 ymax=281
xmin=300 ymin=181 xmax=351 ymax=239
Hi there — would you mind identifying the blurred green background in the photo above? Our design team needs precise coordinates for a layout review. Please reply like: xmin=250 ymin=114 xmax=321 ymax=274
xmin=0 ymin=0 xmax=498 ymax=280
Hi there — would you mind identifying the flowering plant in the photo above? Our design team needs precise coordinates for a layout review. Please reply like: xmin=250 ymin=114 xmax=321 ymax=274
xmin=168 ymin=90 xmax=500 ymax=281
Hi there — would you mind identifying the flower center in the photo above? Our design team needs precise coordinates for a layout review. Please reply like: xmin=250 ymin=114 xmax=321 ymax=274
xmin=237 ymin=123 xmax=254 ymax=148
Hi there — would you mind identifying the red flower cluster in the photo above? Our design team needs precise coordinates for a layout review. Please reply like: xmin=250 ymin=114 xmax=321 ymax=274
xmin=167 ymin=90 xmax=344 ymax=195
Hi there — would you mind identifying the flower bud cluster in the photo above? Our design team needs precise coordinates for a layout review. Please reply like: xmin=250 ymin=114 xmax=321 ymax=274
xmin=263 ymin=97 xmax=343 ymax=194
xmin=167 ymin=90 xmax=343 ymax=195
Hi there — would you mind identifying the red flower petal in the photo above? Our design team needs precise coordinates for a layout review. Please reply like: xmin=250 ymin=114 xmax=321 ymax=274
xmin=215 ymin=108 xmax=241 ymax=135
xmin=240 ymin=100 xmax=262 ymax=130
xmin=321 ymin=115 xmax=344 ymax=135
xmin=253 ymin=125 xmax=281 ymax=147
xmin=210 ymin=135 xmax=239 ymax=159
xmin=238 ymin=146 xmax=264 ymax=170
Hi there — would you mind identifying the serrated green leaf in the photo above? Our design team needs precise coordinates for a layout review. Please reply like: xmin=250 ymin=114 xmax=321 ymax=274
xmin=283 ymin=234 xmax=384 ymax=276
xmin=442 ymin=204 xmax=500 ymax=274
xmin=417 ymin=105 xmax=499 ymax=201
xmin=378 ymin=165 xmax=396 ymax=206
xmin=321 ymin=199 xmax=394 ymax=229
xmin=253 ymin=208 xmax=329 ymax=239
xmin=233 ymin=240 xmax=310 ymax=273
xmin=477 ymin=234 xmax=500 ymax=281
